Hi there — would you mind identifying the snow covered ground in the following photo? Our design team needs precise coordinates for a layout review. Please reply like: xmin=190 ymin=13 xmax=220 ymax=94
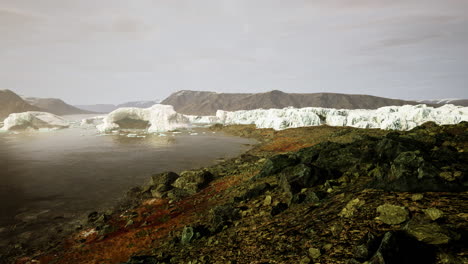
xmin=216 ymin=104 xmax=468 ymax=131
xmin=1 ymin=112 xmax=70 ymax=131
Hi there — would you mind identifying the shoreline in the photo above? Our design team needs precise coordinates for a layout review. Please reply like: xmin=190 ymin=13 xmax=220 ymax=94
xmin=10 ymin=123 xmax=468 ymax=264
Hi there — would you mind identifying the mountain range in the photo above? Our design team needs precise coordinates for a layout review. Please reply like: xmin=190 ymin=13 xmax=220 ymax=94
xmin=161 ymin=90 xmax=428 ymax=116
xmin=75 ymin=100 xmax=161 ymax=113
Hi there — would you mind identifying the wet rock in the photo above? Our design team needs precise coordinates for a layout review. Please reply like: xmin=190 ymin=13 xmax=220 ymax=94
xmin=368 ymin=231 xmax=436 ymax=264
xmin=376 ymin=204 xmax=408 ymax=225
xmin=404 ymin=221 xmax=451 ymax=245
xmin=172 ymin=170 xmax=213 ymax=195
xmin=424 ymin=208 xmax=444 ymax=221
xmin=271 ymin=202 xmax=288 ymax=216
xmin=210 ymin=204 xmax=241 ymax=233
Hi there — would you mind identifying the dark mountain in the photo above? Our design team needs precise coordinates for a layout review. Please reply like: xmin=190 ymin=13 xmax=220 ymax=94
xmin=161 ymin=90 xmax=425 ymax=116
xmin=24 ymin=97 xmax=94 ymax=115
xmin=0 ymin=89 xmax=41 ymax=119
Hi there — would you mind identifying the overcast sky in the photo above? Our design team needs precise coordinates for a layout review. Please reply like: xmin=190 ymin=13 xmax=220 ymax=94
xmin=0 ymin=0 xmax=467 ymax=104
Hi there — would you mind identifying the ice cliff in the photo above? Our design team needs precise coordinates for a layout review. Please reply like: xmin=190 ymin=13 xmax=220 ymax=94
xmin=215 ymin=104 xmax=468 ymax=130
xmin=1 ymin=112 xmax=70 ymax=131
xmin=97 ymin=104 xmax=190 ymax=133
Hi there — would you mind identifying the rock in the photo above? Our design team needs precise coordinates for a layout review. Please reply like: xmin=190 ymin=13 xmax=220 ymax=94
xmin=308 ymin=247 xmax=321 ymax=260
xmin=271 ymin=202 xmax=288 ymax=216
xmin=368 ymin=231 xmax=436 ymax=264
xmin=423 ymin=208 xmax=444 ymax=221
xmin=411 ymin=193 xmax=424 ymax=201
xmin=263 ymin=195 xmax=272 ymax=206
xmin=148 ymin=171 xmax=179 ymax=192
xmin=403 ymin=221 xmax=451 ymax=245
xmin=439 ymin=171 xmax=463 ymax=182
xmin=172 ymin=170 xmax=213 ymax=195
xmin=254 ymin=154 xmax=300 ymax=179
xmin=180 ymin=225 xmax=210 ymax=245
xmin=300 ymin=256 xmax=311 ymax=264
xmin=279 ymin=164 xmax=322 ymax=195
xmin=291 ymin=189 xmax=320 ymax=204
xmin=376 ymin=204 xmax=408 ymax=225
xmin=234 ymin=183 xmax=272 ymax=202
xmin=166 ymin=187 xmax=191 ymax=201
xmin=210 ymin=204 xmax=241 ymax=233
xmin=123 ymin=256 xmax=158 ymax=264
xmin=339 ymin=198 xmax=365 ymax=218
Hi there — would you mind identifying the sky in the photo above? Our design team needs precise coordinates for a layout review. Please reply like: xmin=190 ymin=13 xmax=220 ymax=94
xmin=0 ymin=0 xmax=467 ymax=105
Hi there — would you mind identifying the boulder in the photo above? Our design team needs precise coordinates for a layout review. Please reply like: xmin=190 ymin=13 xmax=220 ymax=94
xmin=254 ymin=154 xmax=300 ymax=179
xmin=368 ymin=231 xmax=436 ymax=264
xmin=403 ymin=221 xmax=451 ymax=245
xmin=172 ymin=170 xmax=213 ymax=195
xmin=279 ymin=164 xmax=321 ymax=195
xmin=210 ymin=203 xmax=241 ymax=233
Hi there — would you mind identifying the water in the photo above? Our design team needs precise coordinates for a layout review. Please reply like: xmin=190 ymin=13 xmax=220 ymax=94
xmin=0 ymin=115 xmax=254 ymax=248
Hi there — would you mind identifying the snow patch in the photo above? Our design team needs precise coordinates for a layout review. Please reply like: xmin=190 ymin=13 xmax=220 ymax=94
xmin=1 ymin=112 xmax=70 ymax=131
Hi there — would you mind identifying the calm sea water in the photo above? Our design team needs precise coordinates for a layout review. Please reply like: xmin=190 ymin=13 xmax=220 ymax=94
xmin=0 ymin=115 xmax=254 ymax=248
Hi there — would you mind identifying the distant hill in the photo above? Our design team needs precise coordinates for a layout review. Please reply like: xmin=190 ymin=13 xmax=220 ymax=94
xmin=24 ymin=97 xmax=94 ymax=115
xmin=418 ymin=99 xmax=468 ymax=107
xmin=0 ymin=89 xmax=41 ymax=120
xmin=161 ymin=90 xmax=425 ymax=116
xmin=75 ymin=100 xmax=160 ymax=113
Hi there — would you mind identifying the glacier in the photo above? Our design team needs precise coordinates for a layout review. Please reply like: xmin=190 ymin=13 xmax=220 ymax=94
xmin=97 ymin=104 xmax=190 ymax=133
xmin=215 ymin=104 xmax=468 ymax=131
xmin=1 ymin=111 xmax=70 ymax=131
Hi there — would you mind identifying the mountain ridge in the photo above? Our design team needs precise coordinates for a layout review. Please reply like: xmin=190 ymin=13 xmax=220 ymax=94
xmin=161 ymin=90 xmax=431 ymax=116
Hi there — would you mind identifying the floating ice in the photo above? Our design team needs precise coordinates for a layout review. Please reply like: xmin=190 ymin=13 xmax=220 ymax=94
xmin=97 ymin=104 xmax=190 ymax=133
xmin=1 ymin=111 xmax=70 ymax=131
xmin=215 ymin=104 xmax=468 ymax=131
xmin=80 ymin=116 xmax=106 ymax=126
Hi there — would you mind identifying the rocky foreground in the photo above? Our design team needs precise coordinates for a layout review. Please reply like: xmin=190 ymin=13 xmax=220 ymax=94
xmin=13 ymin=122 xmax=467 ymax=264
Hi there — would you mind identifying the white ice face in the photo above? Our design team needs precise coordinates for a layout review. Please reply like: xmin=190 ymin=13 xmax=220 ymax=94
xmin=1 ymin=111 xmax=70 ymax=131
xmin=215 ymin=104 xmax=468 ymax=131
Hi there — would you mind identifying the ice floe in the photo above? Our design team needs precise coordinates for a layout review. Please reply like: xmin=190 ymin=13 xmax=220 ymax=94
xmin=1 ymin=111 xmax=70 ymax=131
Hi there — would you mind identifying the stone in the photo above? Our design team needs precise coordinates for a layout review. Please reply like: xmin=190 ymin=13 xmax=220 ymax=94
xmin=181 ymin=226 xmax=195 ymax=245
xmin=271 ymin=202 xmax=288 ymax=216
xmin=368 ymin=231 xmax=436 ymax=264
xmin=234 ymin=183 xmax=272 ymax=202
xmin=404 ymin=221 xmax=451 ymax=245
xmin=210 ymin=204 xmax=241 ymax=233
xmin=254 ymin=154 xmax=300 ymax=179
xmin=263 ymin=195 xmax=272 ymax=206
xmin=376 ymin=204 xmax=408 ymax=225
xmin=339 ymin=198 xmax=365 ymax=218
xmin=423 ymin=208 xmax=444 ymax=221
xmin=172 ymin=170 xmax=213 ymax=195
xmin=411 ymin=194 xmax=424 ymax=201
xmin=279 ymin=164 xmax=322 ymax=195
xmin=308 ymin=247 xmax=321 ymax=260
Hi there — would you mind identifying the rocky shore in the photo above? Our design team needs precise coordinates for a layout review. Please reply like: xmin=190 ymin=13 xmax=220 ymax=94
xmin=11 ymin=122 xmax=468 ymax=264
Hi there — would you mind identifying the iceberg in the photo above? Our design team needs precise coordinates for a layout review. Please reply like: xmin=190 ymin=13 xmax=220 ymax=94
xmin=80 ymin=116 xmax=106 ymax=126
xmin=216 ymin=104 xmax=468 ymax=131
xmin=185 ymin=115 xmax=220 ymax=125
xmin=1 ymin=111 xmax=70 ymax=131
xmin=97 ymin=104 xmax=190 ymax=133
